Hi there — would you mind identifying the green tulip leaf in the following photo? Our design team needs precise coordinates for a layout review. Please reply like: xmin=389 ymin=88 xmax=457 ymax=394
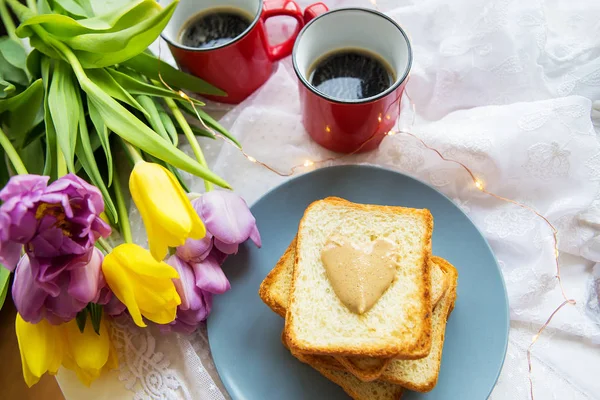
xmin=19 ymin=139 xmax=44 ymax=175
xmin=82 ymin=74 xmax=230 ymax=188
xmin=158 ymin=108 xmax=178 ymax=146
xmin=75 ymin=100 xmax=118 ymax=224
xmin=107 ymin=68 xmax=204 ymax=105
xmin=88 ymin=302 xmax=102 ymax=335
xmin=29 ymin=34 xmax=62 ymax=60
xmin=19 ymin=0 xmax=155 ymax=37
xmin=0 ymin=267 xmax=11 ymax=312
xmin=38 ymin=0 xmax=54 ymax=14
xmin=75 ymin=309 xmax=87 ymax=333
xmin=177 ymin=123 xmax=215 ymax=140
xmin=0 ymin=37 xmax=27 ymax=72
xmin=90 ymin=0 xmax=139 ymax=17
xmin=63 ymin=2 xmax=169 ymax=52
xmin=85 ymin=68 xmax=146 ymax=115
xmin=52 ymin=0 xmax=94 ymax=18
xmin=0 ymin=147 xmax=9 ymax=186
xmin=48 ymin=62 xmax=80 ymax=172
xmin=22 ymin=122 xmax=46 ymax=148
xmin=0 ymin=78 xmax=43 ymax=113
xmin=41 ymin=57 xmax=57 ymax=178
xmin=177 ymin=99 xmax=241 ymax=147
xmin=0 ymin=79 xmax=16 ymax=98
xmin=26 ymin=49 xmax=42 ymax=79
xmin=0 ymin=79 xmax=44 ymax=145
xmin=136 ymin=94 xmax=170 ymax=142
xmin=0 ymin=52 xmax=28 ymax=88
xmin=87 ymin=96 xmax=113 ymax=185
xmin=68 ymin=2 xmax=178 ymax=68
xmin=122 ymin=52 xmax=226 ymax=97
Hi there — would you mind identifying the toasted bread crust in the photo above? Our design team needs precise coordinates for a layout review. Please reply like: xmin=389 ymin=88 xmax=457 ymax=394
xmin=282 ymin=332 xmax=404 ymax=400
xmin=335 ymin=356 xmax=393 ymax=382
xmin=285 ymin=197 xmax=434 ymax=359
xmin=258 ymin=237 xmax=297 ymax=318
xmin=379 ymin=256 xmax=458 ymax=392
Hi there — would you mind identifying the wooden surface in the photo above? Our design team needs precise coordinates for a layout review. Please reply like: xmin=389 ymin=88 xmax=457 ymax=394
xmin=1 ymin=298 xmax=65 ymax=400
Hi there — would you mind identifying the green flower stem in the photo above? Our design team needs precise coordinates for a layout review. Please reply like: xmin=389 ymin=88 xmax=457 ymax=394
xmin=164 ymin=97 xmax=213 ymax=192
xmin=0 ymin=0 xmax=19 ymax=42
xmin=112 ymin=166 xmax=133 ymax=244
xmin=95 ymin=239 xmax=108 ymax=254
xmin=97 ymin=237 xmax=113 ymax=252
xmin=0 ymin=126 xmax=27 ymax=174
xmin=25 ymin=0 xmax=36 ymax=13
xmin=123 ymin=140 xmax=144 ymax=164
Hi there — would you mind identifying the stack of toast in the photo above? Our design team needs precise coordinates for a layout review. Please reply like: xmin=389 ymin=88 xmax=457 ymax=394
xmin=259 ymin=197 xmax=458 ymax=399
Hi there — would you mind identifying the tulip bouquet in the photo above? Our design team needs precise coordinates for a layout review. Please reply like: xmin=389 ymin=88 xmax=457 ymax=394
xmin=0 ymin=0 xmax=261 ymax=388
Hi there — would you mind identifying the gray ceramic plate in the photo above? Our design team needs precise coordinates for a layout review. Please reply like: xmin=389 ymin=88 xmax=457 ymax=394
xmin=207 ymin=165 xmax=509 ymax=400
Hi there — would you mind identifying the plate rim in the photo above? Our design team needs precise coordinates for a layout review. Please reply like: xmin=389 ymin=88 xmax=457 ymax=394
xmin=208 ymin=164 xmax=510 ymax=399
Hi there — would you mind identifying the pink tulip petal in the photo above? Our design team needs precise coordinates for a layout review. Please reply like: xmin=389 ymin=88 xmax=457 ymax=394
xmin=45 ymin=287 xmax=86 ymax=322
xmin=192 ymin=255 xmax=231 ymax=294
xmin=214 ymin=239 xmax=238 ymax=255
xmin=176 ymin=231 xmax=213 ymax=263
xmin=249 ymin=224 xmax=262 ymax=248
xmin=68 ymin=248 xmax=103 ymax=304
xmin=196 ymin=191 xmax=257 ymax=246
xmin=12 ymin=255 xmax=48 ymax=323
xmin=0 ymin=175 xmax=48 ymax=201
xmin=0 ymin=239 xmax=22 ymax=271
xmin=167 ymin=255 xmax=205 ymax=311
xmin=104 ymin=293 xmax=126 ymax=316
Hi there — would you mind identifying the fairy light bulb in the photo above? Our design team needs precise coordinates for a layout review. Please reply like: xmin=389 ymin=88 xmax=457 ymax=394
xmin=474 ymin=179 xmax=484 ymax=191
xmin=303 ymin=160 xmax=314 ymax=167
xmin=247 ymin=156 xmax=257 ymax=163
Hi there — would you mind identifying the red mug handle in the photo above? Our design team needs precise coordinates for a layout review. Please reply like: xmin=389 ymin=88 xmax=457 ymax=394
xmin=262 ymin=0 xmax=305 ymax=61
xmin=303 ymin=2 xmax=329 ymax=23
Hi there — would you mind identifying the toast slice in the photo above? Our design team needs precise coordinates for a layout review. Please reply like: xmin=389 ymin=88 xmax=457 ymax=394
xmin=260 ymin=250 xmax=457 ymax=391
xmin=282 ymin=333 xmax=404 ymax=400
xmin=284 ymin=197 xmax=434 ymax=359
xmin=259 ymin=238 xmax=448 ymax=381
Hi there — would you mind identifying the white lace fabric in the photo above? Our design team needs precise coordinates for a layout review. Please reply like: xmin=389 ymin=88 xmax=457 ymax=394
xmin=57 ymin=0 xmax=600 ymax=399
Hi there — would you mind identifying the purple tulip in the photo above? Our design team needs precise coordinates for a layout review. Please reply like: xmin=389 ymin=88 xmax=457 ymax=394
xmin=12 ymin=248 xmax=105 ymax=324
xmin=1 ymin=173 xmax=116 ymax=324
xmin=176 ymin=191 xmax=261 ymax=262
xmin=165 ymin=191 xmax=261 ymax=333
xmin=0 ymin=174 xmax=111 ymax=296
xmin=196 ymin=191 xmax=261 ymax=255
xmin=162 ymin=255 xmax=218 ymax=334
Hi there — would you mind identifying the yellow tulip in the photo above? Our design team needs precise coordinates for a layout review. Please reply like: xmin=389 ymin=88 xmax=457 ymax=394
xmin=102 ymin=243 xmax=181 ymax=327
xmin=130 ymin=161 xmax=206 ymax=261
xmin=15 ymin=314 xmax=64 ymax=387
xmin=62 ymin=317 xmax=118 ymax=387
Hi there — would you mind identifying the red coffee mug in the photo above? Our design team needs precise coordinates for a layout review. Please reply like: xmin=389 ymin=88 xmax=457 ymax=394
xmin=293 ymin=6 xmax=413 ymax=153
xmin=160 ymin=0 xmax=305 ymax=104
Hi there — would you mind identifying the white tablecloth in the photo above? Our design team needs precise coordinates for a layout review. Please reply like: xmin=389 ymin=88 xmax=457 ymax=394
xmin=57 ymin=0 xmax=600 ymax=399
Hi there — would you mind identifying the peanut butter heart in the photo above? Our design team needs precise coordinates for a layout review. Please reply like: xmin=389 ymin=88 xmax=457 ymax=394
xmin=321 ymin=237 xmax=397 ymax=314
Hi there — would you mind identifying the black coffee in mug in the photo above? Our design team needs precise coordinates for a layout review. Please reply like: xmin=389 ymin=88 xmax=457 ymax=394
xmin=179 ymin=7 xmax=253 ymax=49
xmin=308 ymin=49 xmax=395 ymax=101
